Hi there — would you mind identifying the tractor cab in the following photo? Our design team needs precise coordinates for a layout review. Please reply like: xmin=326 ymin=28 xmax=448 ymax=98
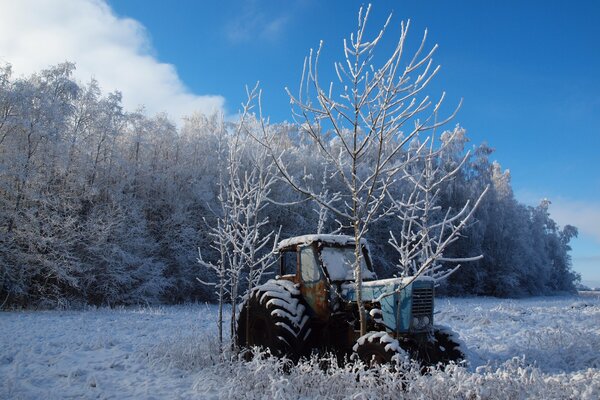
xmin=277 ymin=234 xmax=376 ymax=320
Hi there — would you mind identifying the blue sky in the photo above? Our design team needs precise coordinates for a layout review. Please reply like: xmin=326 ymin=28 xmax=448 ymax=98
xmin=1 ymin=0 xmax=598 ymax=285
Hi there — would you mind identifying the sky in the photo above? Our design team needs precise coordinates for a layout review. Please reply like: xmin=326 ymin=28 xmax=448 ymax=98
xmin=0 ymin=0 xmax=598 ymax=286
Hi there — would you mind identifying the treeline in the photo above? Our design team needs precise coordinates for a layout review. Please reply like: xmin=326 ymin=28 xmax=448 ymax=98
xmin=0 ymin=63 xmax=578 ymax=308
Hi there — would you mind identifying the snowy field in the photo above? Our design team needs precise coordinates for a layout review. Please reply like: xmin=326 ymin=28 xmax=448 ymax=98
xmin=1 ymin=294 xmax=599 ymax=399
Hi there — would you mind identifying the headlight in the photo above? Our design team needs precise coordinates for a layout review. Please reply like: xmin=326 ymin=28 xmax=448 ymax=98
xmin=412 ymin=316 xmax=431 ymax=329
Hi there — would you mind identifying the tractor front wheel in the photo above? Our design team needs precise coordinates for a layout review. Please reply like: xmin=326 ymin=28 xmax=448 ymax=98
xmin=407 ymin=325 xmax=466 ymax=366
xmin=428 ymin=325 xmax=465 ymax=365
xmin=353 ymin=331 xmax=408 ymax=366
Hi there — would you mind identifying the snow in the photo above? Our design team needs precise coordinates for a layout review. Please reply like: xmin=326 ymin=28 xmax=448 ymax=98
xmin=435 ymin=293 xmax=600 ymax=373
xmin=353 ymin=331 xmax=405 ymax=355
xmin=257 ymin=279 xmax=300 ymax=296
xmin=277 ymin=234 xmax=367 ymax=250
xmin=0 ymin=305 xmax=218 ymax=399
xmin=1 ymin=294 xmax=599 ymax=399
xmin=360 ymin=275 xmax=433 ymax=288
xmin=265 ymin=297 xmax=298 ymax=318
xmin=254 ymin=279 xmax=305 ymax=327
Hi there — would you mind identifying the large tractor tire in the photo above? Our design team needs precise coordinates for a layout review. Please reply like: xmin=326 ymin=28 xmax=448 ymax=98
xmin=428 ymin=325 xmax=465 ymax=365
xmin=411 ymin=325 xmax=465 ymax=366
xmin=236 ymin=279 xmax=310 ymax=360
xmin=353 ymin=331 xmax=409 ymax=366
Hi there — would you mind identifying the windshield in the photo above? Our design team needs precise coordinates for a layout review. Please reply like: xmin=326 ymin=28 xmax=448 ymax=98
xmin=320 ymin=246 xmax=375 ymax=281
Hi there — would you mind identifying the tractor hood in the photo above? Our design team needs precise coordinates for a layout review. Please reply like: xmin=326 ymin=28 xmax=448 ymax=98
xmin=341 ymin=276 xmax=435 ymax=333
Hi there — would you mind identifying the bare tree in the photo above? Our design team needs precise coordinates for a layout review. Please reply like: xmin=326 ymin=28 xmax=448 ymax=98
xmin=388 ymin=127 xmax=489 ymax=290
xmin=255 ymin=6 xmax=459 ymax=334
xmin=198 ymin=86 xmax=279 ymax=351
xmin=307 ymin=165 xmax=342 ymax=235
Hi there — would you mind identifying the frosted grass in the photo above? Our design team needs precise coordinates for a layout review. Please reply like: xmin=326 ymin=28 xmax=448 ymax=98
xmin=1 ymin=296 xmax=598 ymax=399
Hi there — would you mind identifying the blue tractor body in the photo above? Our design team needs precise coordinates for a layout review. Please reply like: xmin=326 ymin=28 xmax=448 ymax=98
xmin=342 ymin=276 xmax=435 ymax=334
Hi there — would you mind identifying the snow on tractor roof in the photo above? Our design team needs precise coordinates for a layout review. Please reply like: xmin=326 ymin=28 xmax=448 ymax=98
xmin=277 ymin=234 xmax=368 ymax=250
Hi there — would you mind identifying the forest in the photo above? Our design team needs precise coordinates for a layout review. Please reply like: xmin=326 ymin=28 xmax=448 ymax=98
xmin=0 ymin=62 xmax=580 ymax=308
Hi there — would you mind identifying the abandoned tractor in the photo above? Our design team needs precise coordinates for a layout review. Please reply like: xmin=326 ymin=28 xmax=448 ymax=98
xmin=236 ymin=234 xmax=465 ymax=366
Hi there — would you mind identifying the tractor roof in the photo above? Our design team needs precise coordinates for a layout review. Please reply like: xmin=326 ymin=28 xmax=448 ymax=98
xmin=277 ymin=234 xmax=368 ymax=251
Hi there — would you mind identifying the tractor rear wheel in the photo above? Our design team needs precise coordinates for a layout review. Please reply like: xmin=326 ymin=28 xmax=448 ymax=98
xmin=236 ymin=280 xmax=310 ymax=360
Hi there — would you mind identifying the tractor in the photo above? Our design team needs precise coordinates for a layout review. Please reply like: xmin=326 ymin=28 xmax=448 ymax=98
xmin=236 ymin=234 xmax=465 ymax=366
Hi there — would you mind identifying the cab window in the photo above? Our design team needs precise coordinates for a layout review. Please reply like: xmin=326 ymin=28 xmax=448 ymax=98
xmin=280 ymin=251 xmax=297 ymax=276
xmin=300 ymin=246 xmax=321 ymax=283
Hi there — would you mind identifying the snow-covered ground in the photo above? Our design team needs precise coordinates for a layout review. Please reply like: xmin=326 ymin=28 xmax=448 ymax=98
xmin=1 ymin=295 xmax=599 ymax=399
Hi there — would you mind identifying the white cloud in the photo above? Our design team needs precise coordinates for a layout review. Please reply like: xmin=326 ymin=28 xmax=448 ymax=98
xmin=0 ymin=0 xmax=225 ymax=122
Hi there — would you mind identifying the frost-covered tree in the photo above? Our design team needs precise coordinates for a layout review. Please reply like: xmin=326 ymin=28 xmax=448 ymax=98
xmin=0 ymin=58 xmax=579 ymax=308
xmin=256 ymin=6 xmax=467 ymax=334
xmin=389 ymin=126 xmax=488 ymax=286
xmin=0 ymin=63 xmax=170 ymax=307
xmin=198 ymin=87 xmax=279 ymax=350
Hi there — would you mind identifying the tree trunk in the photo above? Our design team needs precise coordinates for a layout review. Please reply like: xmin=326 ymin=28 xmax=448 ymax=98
xmin=354 ymin=222 xmax=367 ymax=335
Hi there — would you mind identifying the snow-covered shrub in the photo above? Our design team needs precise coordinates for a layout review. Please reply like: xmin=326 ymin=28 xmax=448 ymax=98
xmin=192 ymin=351 xmax=599 ymax=400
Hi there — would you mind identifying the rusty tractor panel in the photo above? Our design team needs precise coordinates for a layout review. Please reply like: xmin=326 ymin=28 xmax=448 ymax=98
xmin=301 ymin=278 xmax=329 ymax=320
xmin=298 ymin=244 xmax=330 ymax=321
